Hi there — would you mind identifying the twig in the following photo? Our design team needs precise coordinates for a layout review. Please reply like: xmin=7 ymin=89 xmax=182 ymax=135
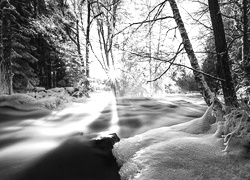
xmin=171 ymin=63 xmax=225 ymax=82
xmin=114 ymin=16 xmax=174 ymax=36
xmin=147 ymin=43 xmax=184 ymax=83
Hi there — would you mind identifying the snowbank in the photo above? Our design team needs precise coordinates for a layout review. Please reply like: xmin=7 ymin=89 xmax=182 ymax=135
xmin=0 ymin=93 xmax=68 ymax=111
xmin=0 ymin=94 xmax=46 ymax=111
xmin=113 ymin=105 xmax=250 ymax=180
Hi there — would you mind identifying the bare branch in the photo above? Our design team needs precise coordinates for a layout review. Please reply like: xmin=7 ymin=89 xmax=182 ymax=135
xmin=182 ymin=7 xmax=212 ymax=30
xmin=147 ymin=58 xmax=176 ymax=83
xmin=191 ymin=0 xmax=208 ymax=7
xmin=146 ymin=43 xmax=184 ymax=83
xmin=226 ymin=35 xmax=243 ymax=53
xmin=129 ymin=40 xmax=225 ymax=83
xmin=147 ymin=61 xmax=225 ymax=83
xmin=114 ymin=16 xmax=174 ymax=36
xmin=171 ymin=63 xmax=225 ymax=82
xmin=89 ymin=41 xmax=108 ymax=73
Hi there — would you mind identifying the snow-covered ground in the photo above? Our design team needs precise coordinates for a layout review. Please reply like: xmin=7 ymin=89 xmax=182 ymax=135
xmin=113 ymin=123 xmax=250 ymax=180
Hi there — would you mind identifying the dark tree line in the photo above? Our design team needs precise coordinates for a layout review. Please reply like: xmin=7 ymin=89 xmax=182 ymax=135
xmin=0 ymin=0 xmax=86 ymax=94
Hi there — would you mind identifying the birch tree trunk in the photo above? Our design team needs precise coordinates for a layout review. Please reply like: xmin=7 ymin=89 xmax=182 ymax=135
xmin=85 ymin=0 xmax=91 ymax=78
xmin=75 ymin=19 xmax=84 ymax=71
xmin=168 ymin=0 xmax=213 ymax=105
xmin=208 ymin=0 xmax=238 ymax=107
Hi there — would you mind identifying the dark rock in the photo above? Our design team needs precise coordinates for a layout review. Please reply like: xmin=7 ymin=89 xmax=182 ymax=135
xmin=94 ymin=133 xmax=120 ymax=151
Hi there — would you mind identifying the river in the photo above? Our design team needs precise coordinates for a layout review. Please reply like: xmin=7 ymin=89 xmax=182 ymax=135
xmin=3 ymin=92 xmax=244 ymax=180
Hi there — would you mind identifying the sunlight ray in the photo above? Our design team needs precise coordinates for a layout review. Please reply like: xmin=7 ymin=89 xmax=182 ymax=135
xmin=108 ymin=94 xmax=120 ymax=134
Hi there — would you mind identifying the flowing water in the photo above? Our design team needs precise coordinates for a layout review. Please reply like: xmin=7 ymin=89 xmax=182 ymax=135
xmin=1 ymin=92 xmax=249 ymax=180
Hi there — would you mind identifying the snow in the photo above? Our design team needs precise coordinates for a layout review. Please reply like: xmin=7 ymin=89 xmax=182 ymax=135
xmin=0 ymin=89 xmax=83 ymax=111
xmin=0 ymin=94 xmax=46 ymax=110
xmin=113 ymin=104 xmax=250 ymax=180
xmin=113 ymin=127 xmax=250 ymax=180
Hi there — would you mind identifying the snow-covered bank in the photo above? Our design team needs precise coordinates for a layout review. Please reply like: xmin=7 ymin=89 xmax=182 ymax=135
xmin=114 ymin=130 xmax=250 ymax=180
xmin=0 ymin=86 xmax=92 ymax=111
xmin=0 ymin=93 xmax=70 ymax=111
xmin=0 ymin=94 xmax=49 ymax=111
xmin=113 ymin=104 xmax=250 ymax=180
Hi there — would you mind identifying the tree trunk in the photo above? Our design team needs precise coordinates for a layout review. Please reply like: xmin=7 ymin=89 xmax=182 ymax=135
xmin=48 ymin=58 xmax=52 ymax=88
xmin=242 ymin=0 xmax=250 ymax=85
xmin=85 ymin=0 xmax=91 ymax=78
xmin=2 ymin=6 xmax=13 ymax=95
xmin=0 ymin=5 xmax=4 ymax=94
xmin=208 ymin=0 xmax=238 ymax=107
xmin=65 ymin=18 xmax=85 ymax=74
xmin=168 ymin=0 xmax=213 ymax=105
xmin=76 ymin=19 xmax=84 ymax=72
xmin=37 ymin=34 xmax=46 ymax=88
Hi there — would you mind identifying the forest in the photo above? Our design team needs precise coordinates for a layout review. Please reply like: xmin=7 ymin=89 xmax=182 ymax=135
xmin=0 ymin=0 xmax=249 ymax=104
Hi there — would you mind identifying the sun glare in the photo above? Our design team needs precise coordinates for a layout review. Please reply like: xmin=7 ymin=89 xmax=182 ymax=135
xmin=108 ymin=67 xmax=119 ymax=83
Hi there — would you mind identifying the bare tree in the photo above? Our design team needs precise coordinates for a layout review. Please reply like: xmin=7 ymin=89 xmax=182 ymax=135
xmin=92 ymin=0 xmax=121 ymax=96
xmin=75 ymin=0 xmax=93 ymax=77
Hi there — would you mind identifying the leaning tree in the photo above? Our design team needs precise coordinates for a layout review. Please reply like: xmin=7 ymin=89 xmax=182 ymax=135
xmin=168 ymin=0 xmax=214 ymax=105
